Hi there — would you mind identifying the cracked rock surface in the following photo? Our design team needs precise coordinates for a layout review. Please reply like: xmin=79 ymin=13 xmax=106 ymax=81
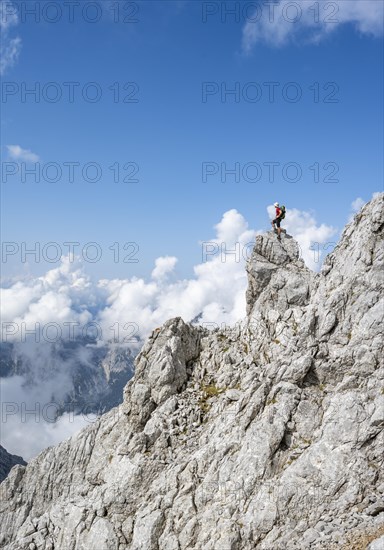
xmin=1 ymin=193 xmax=383 ymax=549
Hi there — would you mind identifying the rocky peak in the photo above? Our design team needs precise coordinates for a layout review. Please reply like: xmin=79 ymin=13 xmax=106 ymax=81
xmin=123 ymin=317 xmax=201 ymax=427
xmin=246 ymin=231 xmax=312 ymax=317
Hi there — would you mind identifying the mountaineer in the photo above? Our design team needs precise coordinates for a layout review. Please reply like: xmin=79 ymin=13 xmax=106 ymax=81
xmin=271 ymin=202 xmax=286 ymax=240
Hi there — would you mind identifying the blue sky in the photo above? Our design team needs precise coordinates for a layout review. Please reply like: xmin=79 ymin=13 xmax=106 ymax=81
xmin=1 ymin=0 xmax=383 ymax=281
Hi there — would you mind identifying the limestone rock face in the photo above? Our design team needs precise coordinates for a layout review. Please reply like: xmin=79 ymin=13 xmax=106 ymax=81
xmin=246 ymin=231 xmax=309 ymax=315
xmin=0 ymin=194 xmax=383 ymax=550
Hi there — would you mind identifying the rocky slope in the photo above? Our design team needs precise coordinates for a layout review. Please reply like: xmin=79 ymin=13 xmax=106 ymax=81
xmin=0 ymin=446 xmax=27 ymax=483
xmin=0 ymin=193 xmax=383 ymax=550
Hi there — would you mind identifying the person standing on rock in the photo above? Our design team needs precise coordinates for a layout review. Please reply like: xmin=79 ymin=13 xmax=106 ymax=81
xmin=271 ymin=202 xmax=286 ymax=240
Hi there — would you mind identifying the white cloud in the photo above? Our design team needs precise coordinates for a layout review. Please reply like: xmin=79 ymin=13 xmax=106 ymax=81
xmin=6 ymin=145 xmax=40 ymax=163
xmin=0 ymin=35 xmax=21 ymax=74
xmin=1 ymin=376 xmax=96 ymax=460
xmin=0 ymin=0 xmax=22 ymax=74
xmin=242 ymin=0 xmax=384 ymax=52
xmin=213 ymin=208 xmax=253 ymax=245
xmin=96 ymin=209 xmax=259 ymax=338
xmin=151 ymin=256 xmax=178 ymax=280
xmin=1 ymin=255 xmax=95 ymax=328
xmin=1 ymin=207 xmax=337 ymax=345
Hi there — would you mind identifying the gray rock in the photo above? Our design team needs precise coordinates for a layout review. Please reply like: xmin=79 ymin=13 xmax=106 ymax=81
xmin=0 ymin=193 xmax=383 ymax=550
xmin=368 ymin=534 xmax=384 ymax=550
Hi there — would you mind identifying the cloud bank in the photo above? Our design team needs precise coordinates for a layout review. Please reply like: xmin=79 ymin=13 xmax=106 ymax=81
xmin=2 ymin=205 xmax=338 ymax=345
xmin=1 ymin=376 xmax=97 ymax=460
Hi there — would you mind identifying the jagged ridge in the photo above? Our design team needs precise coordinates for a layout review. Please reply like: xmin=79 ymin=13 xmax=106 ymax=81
xmin=0 ymin=194 xmax=383 ymax=550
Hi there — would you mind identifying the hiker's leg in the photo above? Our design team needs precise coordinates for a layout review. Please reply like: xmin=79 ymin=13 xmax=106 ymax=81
xmin=275 ymin=219 xmax=281 ymax=238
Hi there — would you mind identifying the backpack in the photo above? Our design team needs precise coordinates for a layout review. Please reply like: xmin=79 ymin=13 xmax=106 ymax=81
xmin=280 ymin=205 xmax=286 ymax=220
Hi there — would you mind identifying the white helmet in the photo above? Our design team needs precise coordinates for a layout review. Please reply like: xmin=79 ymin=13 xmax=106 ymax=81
xmin=274 ymin=202 xmax=279 ymax=207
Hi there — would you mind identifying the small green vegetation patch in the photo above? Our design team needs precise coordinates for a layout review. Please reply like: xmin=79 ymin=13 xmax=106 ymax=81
xmin=201 ymin=384 xmax=225 ymax=398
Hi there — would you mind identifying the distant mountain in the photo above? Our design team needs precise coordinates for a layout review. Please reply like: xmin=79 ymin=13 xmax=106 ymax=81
xmin=0 ymin=338 xmax=137 ymax=415
xmin=0 ymin=445 xmax=27 ymax=483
